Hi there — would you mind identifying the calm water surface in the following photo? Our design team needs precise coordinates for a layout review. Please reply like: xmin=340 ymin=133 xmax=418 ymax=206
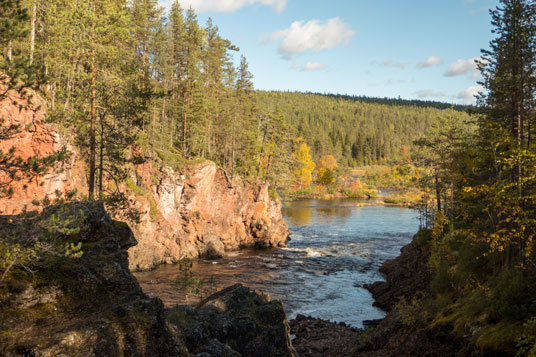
xmin=134 ymin=199 xmax=419 ymax=328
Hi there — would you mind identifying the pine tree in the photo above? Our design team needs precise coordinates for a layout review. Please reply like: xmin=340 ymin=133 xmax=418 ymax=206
xmin=0 ymin=0 xmax=42 ymax=99
xmin=180 ymin=7 xmax=204 ymax=157
xmin=234 ymin=56 xmax=258 ymax=177
xmin=167 ymin=1 xmax=186 ymax=150
xmin=472 ymin=0 xmax=536 ymax=268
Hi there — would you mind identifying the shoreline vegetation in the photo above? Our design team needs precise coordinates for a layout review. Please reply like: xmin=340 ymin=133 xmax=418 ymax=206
xmin=284 ymin=190 xmax=422 ymax=208
xmin=282 ymin=164 xmax=426 ymax=207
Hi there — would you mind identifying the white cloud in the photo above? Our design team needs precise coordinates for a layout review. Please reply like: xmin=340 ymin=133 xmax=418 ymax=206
xmin=269 ymin=18 xmax=355 ymax=58
xmin=164 ymin=0 xmax=288 ymax=14
xmin=457 ymin=85 xmax=484 ymax=104
xmin=300 ymin=62 xmax=328 ymax=71
xmin=416 ymin=55 xmax=443 ymax=69
xmin=415 ymin=90 xmax=447 ymax=98
xmin=445 ymin=57 xmax=479 ymax=77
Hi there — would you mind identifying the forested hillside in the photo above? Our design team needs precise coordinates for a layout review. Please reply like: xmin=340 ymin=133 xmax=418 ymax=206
xmin=2 ymin=0 xmax=477 ymax=201
xmin=307 ymin=92 xmax=470 ymax=111
xmin=1 ymin=0 xmax=295 ymax=201
xmin=256 ymin=91 xmax=472 ymax=166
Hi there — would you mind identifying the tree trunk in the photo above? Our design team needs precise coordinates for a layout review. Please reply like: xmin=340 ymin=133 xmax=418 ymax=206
xmin=98 ymin=115 xmax=104 ymax=199
xmin=29 ymin=0 xmax=37 ymax=65
xmin=88 ymin=1 xmax=96 ymax=201
xmin=434 ymin=174 xmax=441 ymax=212
xmin=7 ymin=40 xmax=12 ymax=62
xmin=161 ymin=97 xmax=166 ymax=151
xmin=183 ymin=91 xmax=188 ymax=155
xmin=230 ymin=112 xmax=236 ymax=184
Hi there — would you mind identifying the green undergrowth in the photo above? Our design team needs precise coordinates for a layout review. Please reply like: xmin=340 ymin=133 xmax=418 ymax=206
xmin=126 ymin=178 xmax=146 ymax=196
xmin=360 ymin=164 xmax=425 ymax=189
xmin=402 ymin=226 xmax=536 ymax=355
xmin=125 ymin=178 xmax=159 ymax=221
xmin=137 ymin=131 xmax=207 ymax=171
xmin=287 ymin=182 xmax=377 ymax=200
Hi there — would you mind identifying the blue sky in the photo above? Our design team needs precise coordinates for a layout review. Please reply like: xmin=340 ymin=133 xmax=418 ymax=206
xmin=158 ymin=0 xmax=499 ymax=104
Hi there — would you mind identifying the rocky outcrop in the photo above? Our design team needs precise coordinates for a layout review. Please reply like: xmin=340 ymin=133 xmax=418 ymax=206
xmin=366 ymin=234 xmax=432 ymax=311
xmin=0 ymin=87 xmax=84 ymax=215
xmin=358 ymin=233 xmax=473 ymax=357
xmin=167 ymin=284 xmax=297 ymax=356
xmin=0 ymin=202 xmax=185 ymax=356
xmin=0 ymin=88 xmax=290 ymax=271
xmin=288 ymin=233 xmax=474 ymax=357
xmin=290 ymin=314 xmax=362 ymax=356
xmin=127 ymin=160 xmax=290 ymax=271
xmin=0 ymin=203 xmax=296 ymax=356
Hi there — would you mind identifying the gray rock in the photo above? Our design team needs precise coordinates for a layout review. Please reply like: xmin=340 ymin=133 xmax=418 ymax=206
xmin=167 ymin=284 xmax=297 ymax=357
xmin=193 ymin=339 xmax=241 ymax=357
xmin=0 ymin=203 xmax=186 ymax=356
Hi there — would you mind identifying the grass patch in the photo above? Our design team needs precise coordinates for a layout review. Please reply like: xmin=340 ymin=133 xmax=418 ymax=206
xmin=149 ymin=197 xmax=159 ymax=221
xmin=476 ymin=322 xmax=522 ymax=354
xmin=125 ymin=178 xmax=146 ymax=196
xmin=381 ymin=190 xmax=422 ymax=205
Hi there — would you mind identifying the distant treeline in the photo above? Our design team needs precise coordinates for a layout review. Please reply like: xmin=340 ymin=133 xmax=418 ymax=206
xmin=256 ymin=91 xmax=472 ymax=167
xmin=264 ymin=90 xmax=471 ymax=111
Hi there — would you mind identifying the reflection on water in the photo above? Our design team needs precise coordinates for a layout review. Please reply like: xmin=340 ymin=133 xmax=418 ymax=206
xmin=282 ymin=198 xmax=358 ymax=226
xmin=282 ymin=206 xmax=313 ymax=226
xmin=134 ymin=200 xmax=419 ymax=328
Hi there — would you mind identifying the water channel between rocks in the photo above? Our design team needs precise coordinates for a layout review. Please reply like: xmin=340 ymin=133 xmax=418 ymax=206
xmin=134 ymin=199 xmax=419 ymax=328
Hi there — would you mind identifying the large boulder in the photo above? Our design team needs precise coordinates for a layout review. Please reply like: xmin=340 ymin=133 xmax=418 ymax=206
xmin=0 ymin=202 xmax=186 ymax=356
xmin=366 ymin=233 xmax=432 ymax=311
xmin=200 ymin=234 xmax=226 ymax=259
xmin=167 ymin=284 xmax=297 ymax=357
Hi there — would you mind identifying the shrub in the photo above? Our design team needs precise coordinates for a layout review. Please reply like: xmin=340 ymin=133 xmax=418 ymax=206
xmin=517 ymin=317 xmax=536 ymax=357
xmin=415 ymin=228 xmax=433 ymax=247
xmin=317 ymin=168 xmax=335 ymax=185
xmin=489 ymin=269 xmax=533 ymax=322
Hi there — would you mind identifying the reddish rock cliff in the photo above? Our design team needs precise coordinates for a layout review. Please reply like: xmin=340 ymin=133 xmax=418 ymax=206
xmin=0 ymin=88 xmax=290 ymax=271
xmin=125 ymin=160 xmax=290 ymax=270
xmin=0 ymin=87 xmax=84 ymax=214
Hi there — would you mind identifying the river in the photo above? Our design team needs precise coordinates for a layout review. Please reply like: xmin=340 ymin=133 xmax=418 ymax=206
xmin=134 ymin=199 xmax=419 ymax=328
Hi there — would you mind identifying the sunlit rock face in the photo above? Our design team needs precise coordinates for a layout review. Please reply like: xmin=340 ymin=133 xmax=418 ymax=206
xmin=0 ymin=88 xmax=290 ymax=271
xmin=127 ymin=160 xmax=290 ymax=271
xmin=0 ymin=87 xmax=85 ymax=215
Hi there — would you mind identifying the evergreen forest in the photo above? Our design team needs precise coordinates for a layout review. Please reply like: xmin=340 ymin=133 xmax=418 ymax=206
xmin=256 ymin=90 xmax=471 ymax=166
xmin=2 ymin=0 xmax=294 ymax=200
xmin=2 ymin=0 xmax=536 ymax=355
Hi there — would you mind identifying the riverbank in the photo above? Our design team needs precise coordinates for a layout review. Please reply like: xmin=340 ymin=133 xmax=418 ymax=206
xmin=285 ymin=189 xmax=423 ymax=208
xmin=1 ymin=201 xmax=467 ymax=356
xmin=289 ymin=229 xmax=482 ymax=357
xmin=138 ymin=202 xmax=419 ymax=329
